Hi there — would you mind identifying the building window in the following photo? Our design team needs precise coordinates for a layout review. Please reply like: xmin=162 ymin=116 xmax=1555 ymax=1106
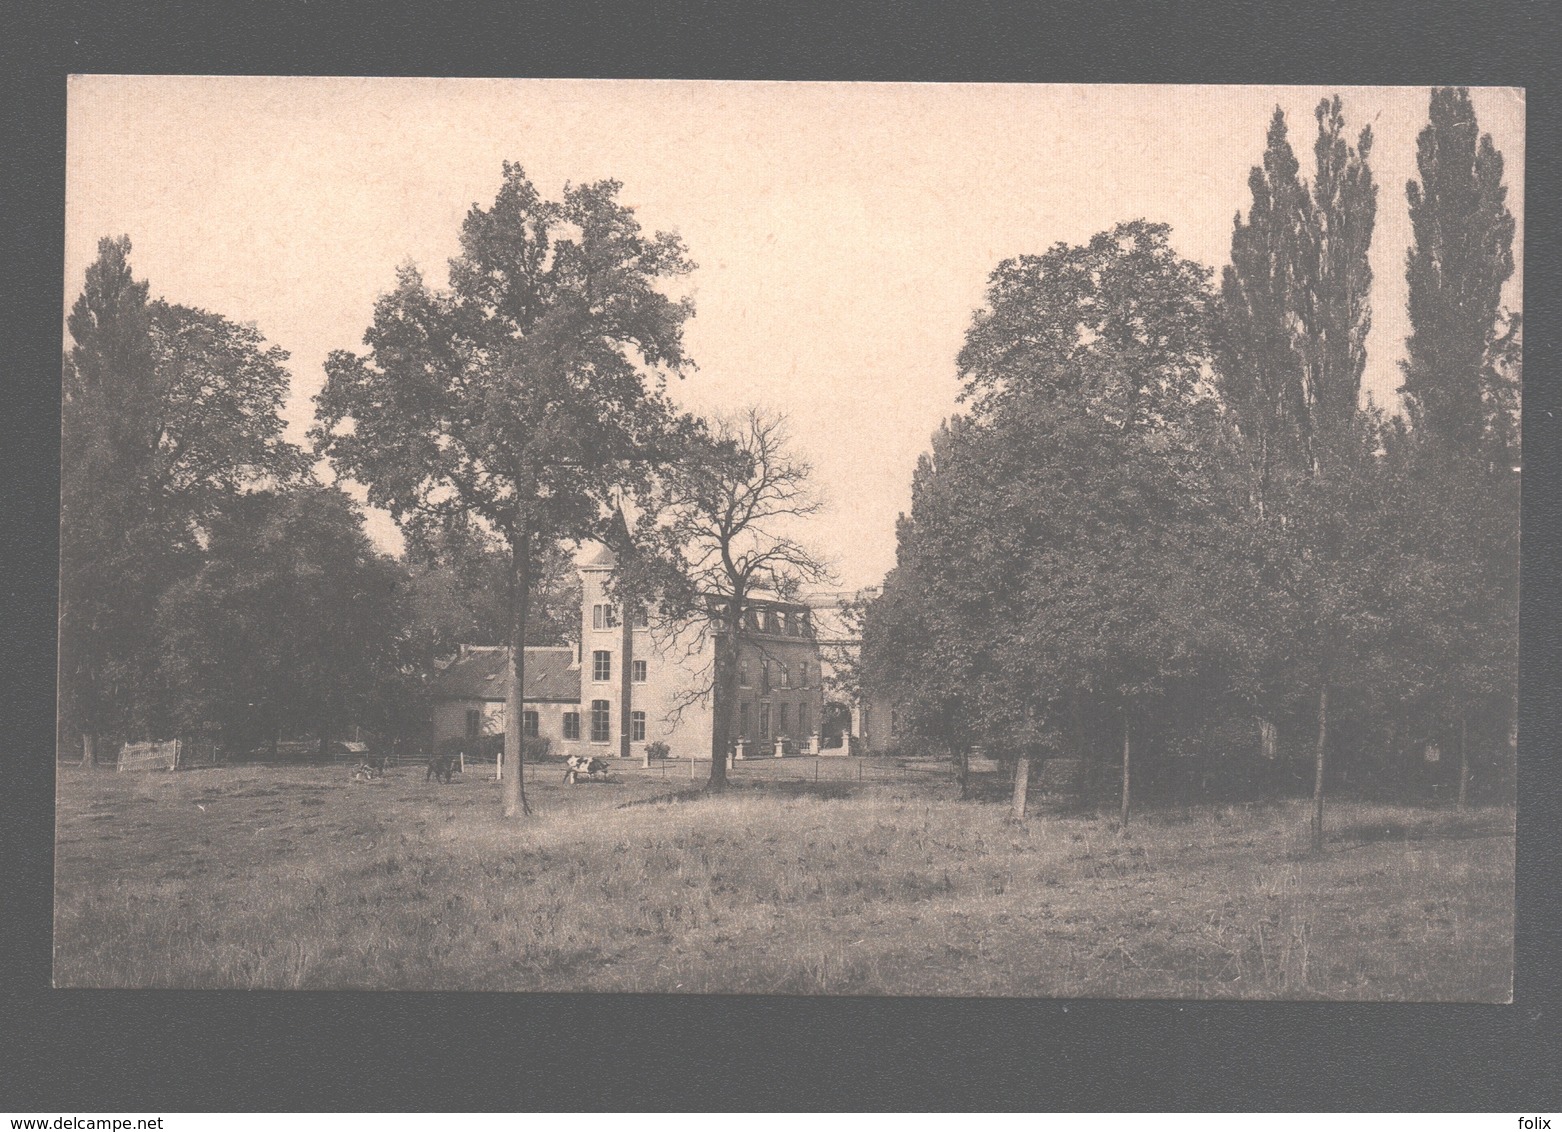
xmin=779 ymin=703 xmax=791 ymax=734
xmin=779 ymin=663 xmax=790 ymax=689
xmin=800 ymin=704 xmax=813 ymax=736
xmin=592 ymin=650 xmax=611 ymax=682
xmin=759 ymin=703 xmax=771 ymax=738
xmin=739 ymin=701 xmax=750 ymax=737
xmin=563 ymin=712 xmax=580 ymax=740
xmin=633 ymin=659 xmax=648 ymax=683
xmin=634 ymin=605 xmax=649 ymax=628
xmin=763 ymin=608 xmax=779 ymax=634
xmin=781 ymin=610 xmax=792 ymax=636
xmin=523 ymin=710 xmax=539 ymax=738
xmin=590 ymin=700 xmax=611 ymax=743
xmin=739 ymin=660 xmax=750 ymax=687
xmin=744 ymin=608 xmax=760 ymax=631
xmin=798 ymin=662 xmax=809 ymax=689
xmin=632 ymin=711 xmax=646 ymax=742
xmin=799 ymin=610 xmax=813 ymax=638
xmin=465 ymin=708 xmax=482 ymax=739
xmin=760 ymin=661 xmax=772 ymax=695
xmin=592 ymin=603 xmax=619 ymax=630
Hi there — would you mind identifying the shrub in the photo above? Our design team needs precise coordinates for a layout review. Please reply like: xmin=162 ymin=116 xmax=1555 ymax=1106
xmin=645 ymin=740 xmax=670 ymax=761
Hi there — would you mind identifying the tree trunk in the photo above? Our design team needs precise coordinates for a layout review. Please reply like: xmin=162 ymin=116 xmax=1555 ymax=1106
xmin=1010 ymin=754 xmax=1030 ymax=822
xmin=958 ymin=747 xmax=971 ymax=800
xmin=1120 ymin=714 xmax=1132 ymax=829
xmin=81 ymin=732 xmax=95 ymax=766
xmin=502 ymin=520 xmax=533 ymax=819
xmin=1311 ymin=684 xmax=1329 ymax=852
xmin=1457 ymin=713 xmax=1469 ymax=811
xmin=708 ymin=621 xmax=737 ymax=789
xmin=620 ymin=592 xmax=634 ymax=762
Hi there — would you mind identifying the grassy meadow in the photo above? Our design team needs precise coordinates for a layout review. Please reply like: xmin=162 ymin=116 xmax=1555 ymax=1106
xmin=53 ymin=757 xmax=1514 ymax=998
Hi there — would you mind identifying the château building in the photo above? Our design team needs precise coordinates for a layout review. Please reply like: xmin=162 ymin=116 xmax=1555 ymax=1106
xmin=426 ymin=545 xmax=887 ymax=760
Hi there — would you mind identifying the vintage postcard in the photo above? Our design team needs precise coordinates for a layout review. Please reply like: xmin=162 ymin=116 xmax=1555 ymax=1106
xmin=56 ymin=79 xmax=1521 ymax=997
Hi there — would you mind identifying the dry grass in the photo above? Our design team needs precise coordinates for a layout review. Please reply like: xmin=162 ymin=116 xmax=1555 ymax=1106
xmin=53 ymin=760 xmax=1514 ymax=998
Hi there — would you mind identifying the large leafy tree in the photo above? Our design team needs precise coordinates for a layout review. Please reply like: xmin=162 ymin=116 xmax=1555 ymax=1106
xmin=59 ymin=237 xmax=306 ymax=759
xmin=153 ymin=486 xmax=405 ymax=755
xmin=878 ymin=222 xmax=1252 ymax=822
xmin=314 ymin=164 xmax=695 ymax=817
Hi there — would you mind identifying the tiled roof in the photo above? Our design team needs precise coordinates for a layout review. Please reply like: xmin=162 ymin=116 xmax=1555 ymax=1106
xmin=425 ymin=647 xmax=580 ymax=703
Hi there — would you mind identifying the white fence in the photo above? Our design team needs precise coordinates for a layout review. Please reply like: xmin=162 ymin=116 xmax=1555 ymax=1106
xmin=117 ymin=739 xmax=180 ymax=772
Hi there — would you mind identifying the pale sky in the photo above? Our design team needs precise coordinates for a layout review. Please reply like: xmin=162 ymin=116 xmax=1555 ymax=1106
xmin=65 ymin=79 xmax=1525 ymax=590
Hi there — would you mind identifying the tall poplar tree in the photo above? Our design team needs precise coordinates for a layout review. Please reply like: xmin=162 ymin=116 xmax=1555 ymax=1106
xmin=1217 ymin=97 xmax=1378 ymax=849
xmin=1295 ymin=95 xmax=1378 ymax=465
xmin=314 ymin=164 xmax=695 ymax=817
xmin=1217 ymin=108 xmax=1310 ymax=513
xmin=1401 ymin=87 xmax=1517 ymax=464
xmin=1397 ymin=87 xmax=1520 ymax=807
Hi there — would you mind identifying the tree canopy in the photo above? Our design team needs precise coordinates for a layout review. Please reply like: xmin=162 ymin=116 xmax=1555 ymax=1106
xmin=153 ymin=486 xmax=406 ymax=754
xmin=874 ymin=221 xmax=1253 ymax=820
xmin=314 ymin=163 xmax=699 ymax=816
xmin=59 ymin=237 xmax=306 ymax=753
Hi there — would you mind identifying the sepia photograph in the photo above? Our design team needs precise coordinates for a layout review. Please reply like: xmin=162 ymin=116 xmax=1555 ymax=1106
xmin=55 ymin=78 xmax=1522 ymax=999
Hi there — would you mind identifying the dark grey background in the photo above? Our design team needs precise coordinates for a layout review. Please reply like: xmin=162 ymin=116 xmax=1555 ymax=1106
xmin=4 ymin=0 xmax=1558 ymax=1111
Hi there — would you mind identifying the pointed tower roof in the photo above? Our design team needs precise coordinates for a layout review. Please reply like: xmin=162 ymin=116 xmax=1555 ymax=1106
xmin=579 ymin=543 xmax=617 ymax=570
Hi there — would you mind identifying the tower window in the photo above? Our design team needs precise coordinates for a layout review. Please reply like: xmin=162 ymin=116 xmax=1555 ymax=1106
xmin=592 ymin=651 xmax=611 ymax=682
